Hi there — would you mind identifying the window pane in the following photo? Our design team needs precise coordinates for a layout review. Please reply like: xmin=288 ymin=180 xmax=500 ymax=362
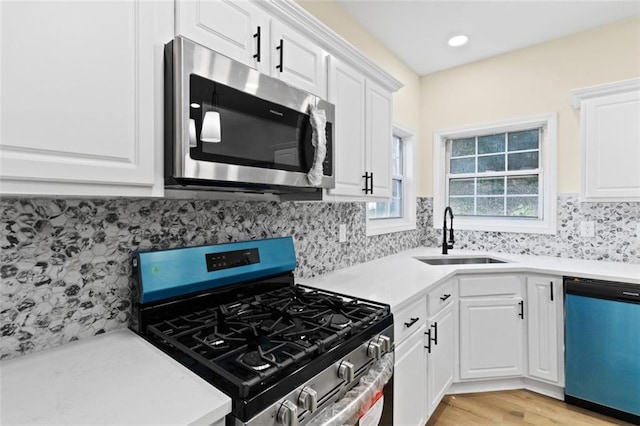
xmin=367 ymin=202 xmax=377 ymax=218
xmin=478 ymin=134 xmax=505 ymax=154
xmin=508 ymin=152 xmax=538 ymax=171
xmin=450 ymin=157 xmax=475 ymax=174
xmin=507 ymin=175 xmax=538 ymax=195
xmin=477 ymin=177 xmax=504 ymax=195
xmin=450 ymin=178 xmax=475 ymax=196
xmin=508 ymin=129 xmax=539 ymax=151
xmin=507 ymin=196 xmax=538 ymax=217
xmin=449 ymin=197 xmax=474 ymax=215
xmin=477 ymin=154 xmax=505 ymax=172
xmin=392 ymin=136 xmax=402 ymax=175
xmin=451 ymin=137 xmax=475 ymax=157
xmin=477 ymin=197 xmax=504 ymax=216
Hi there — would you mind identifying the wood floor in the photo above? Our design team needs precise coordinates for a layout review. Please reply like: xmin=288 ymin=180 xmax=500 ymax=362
xmin=425 ymin=390 xmax=635 ymax=425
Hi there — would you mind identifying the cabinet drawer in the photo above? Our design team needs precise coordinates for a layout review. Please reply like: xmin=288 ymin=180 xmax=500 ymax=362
xmin=459 ymin=274 xmax=522 ymax=297
xmin=393 ymin=297 xmax=427 ymax=344
xmin=427 ymin=280 xmax=455 ymax=316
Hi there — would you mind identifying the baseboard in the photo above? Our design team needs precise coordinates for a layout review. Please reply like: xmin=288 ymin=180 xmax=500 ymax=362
xmin=448 ymin=378 xmax=525 ymax=394
xmin=448 ymin=377 xmax=564 ymax=401
xmin=523 ymin=378 xmax=564 ymax=400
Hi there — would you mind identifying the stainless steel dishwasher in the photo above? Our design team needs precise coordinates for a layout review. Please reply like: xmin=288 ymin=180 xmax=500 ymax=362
xmin=564 ymin=276 xmax=640 ymax=424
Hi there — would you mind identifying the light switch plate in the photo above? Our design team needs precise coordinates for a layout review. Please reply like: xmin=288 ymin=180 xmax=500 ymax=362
xmin=339 ymin=224 xmax=347 ymax=243
xmin=580 ymin=221 xmax=595 ymax=238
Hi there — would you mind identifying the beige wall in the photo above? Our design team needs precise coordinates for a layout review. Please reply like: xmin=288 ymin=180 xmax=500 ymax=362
xmin=419 ymin=17 xmax=640 ymax=197
xmin=296 ymin=0 xmax=422 ymax=154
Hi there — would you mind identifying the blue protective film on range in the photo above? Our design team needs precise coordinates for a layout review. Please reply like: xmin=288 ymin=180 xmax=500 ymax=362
xmin=136 ymin=236 xmax=296 ymax=304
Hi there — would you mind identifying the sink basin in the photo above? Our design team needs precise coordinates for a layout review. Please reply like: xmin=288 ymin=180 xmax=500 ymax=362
xmin=416 ymin=256 xmax=508 ymax=266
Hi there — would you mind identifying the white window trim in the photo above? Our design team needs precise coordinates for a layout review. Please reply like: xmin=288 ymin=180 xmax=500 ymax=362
xmin=366 ymin=123 xmax=416 ymax=236
xmin=433 ymin=113 xmax=557 ymax=235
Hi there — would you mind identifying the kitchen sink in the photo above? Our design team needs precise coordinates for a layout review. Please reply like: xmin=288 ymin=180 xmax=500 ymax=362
xmin=415 ymin=256 xmax=508 ymax=265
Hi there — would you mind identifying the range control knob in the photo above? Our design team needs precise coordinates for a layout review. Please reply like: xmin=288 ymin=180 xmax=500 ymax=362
xmin=298 ymin=386 xmax=318 ymax=412
xmin=367 ymin=341 xmax=382 ymax=359
xmin=337 ymin=360 xmax=355 ymax=382
xmin=276 ymin=400 xmax=299 ymax=426
xmin=376 ymin=335 xmax=392 ymax=353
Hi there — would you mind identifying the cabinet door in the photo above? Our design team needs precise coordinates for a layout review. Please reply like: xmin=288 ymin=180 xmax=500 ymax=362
xmin=459 ymin=298 xmax=524 ymax=379
xmin=327 ymin=57 xmax=366 ymax=197
xmin=427 ymin=303 xmax=454 ymax=416
xmin=175 ymin=0 xmax=269 ymax=72
xmin=0 ymin=0 xmax=168 ymax=197
xmin=526 ymin=276 xmax=562 ymax=384
xmin=394 ymin=325 xmax=428 ymax=426
xmin=366 ymin=79 xmax=393 ymax=198
xmin=579 ymin=84 xmax=640 ymax=201
xmin=270 ymin=20 xmax=326 ymax=98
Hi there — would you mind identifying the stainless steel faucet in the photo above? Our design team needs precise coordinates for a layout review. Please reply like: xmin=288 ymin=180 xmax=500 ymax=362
xmin=442 ymin=207 xmax=455 ymax=255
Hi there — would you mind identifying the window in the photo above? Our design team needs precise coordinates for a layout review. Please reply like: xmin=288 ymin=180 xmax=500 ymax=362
xmin=433 ymin=113 xmax=557 ymax=234
xmin=366 ymin=124 xmax=416 ymax=236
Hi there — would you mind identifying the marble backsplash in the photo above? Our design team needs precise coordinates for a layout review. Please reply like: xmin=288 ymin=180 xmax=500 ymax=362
xmin=1 ymin=194 xmax=638 ymax=360
xmin=0 ymin=197 xmax=430 ymax=360
xmin=427 ymin=194 xmax=640 ymax=264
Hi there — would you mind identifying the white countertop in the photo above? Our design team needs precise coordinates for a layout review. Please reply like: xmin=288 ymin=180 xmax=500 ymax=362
xmin=0 ymin=329 xmax=231 ymax=426
xmin=302 ymin=248 xmax=640 ymax=311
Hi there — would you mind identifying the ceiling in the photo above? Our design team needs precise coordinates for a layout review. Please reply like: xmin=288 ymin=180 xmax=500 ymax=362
xmin=334 ymin=0 xmax=640 ymax=75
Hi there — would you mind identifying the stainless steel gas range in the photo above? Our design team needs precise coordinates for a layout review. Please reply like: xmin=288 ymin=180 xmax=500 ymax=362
xmin=130 ymin=237 xmax=394 ymax=426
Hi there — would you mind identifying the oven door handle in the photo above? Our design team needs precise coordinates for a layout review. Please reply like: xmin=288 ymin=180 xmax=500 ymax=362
xmin=306 ymin=352 xmax=394 ymax=426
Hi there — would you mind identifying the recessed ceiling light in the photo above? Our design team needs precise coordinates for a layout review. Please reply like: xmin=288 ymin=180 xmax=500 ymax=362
xmin=190 ymin=103 xmax=201 ymax=109
xmin=448 ymin=35 xmax=469 ymax=47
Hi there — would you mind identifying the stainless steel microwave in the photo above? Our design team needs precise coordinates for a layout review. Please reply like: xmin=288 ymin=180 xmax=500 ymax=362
xmin=164 ymin=36 xmax=335 ymax=196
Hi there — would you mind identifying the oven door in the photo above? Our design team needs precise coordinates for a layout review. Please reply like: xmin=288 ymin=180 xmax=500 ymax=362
xmin=307 ymin=352 xmax=394 ymax=426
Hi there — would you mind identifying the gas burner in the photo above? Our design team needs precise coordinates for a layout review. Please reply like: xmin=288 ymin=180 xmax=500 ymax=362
xmin=241 ymin=351 xmax=276 ymax=371
xmin=203 ymin=334 xmax=227 ymax=349
xmin=288 ymin=304 xmax=306 ymax=313
xmin=320 ymin=313 xmax=352 ymax=330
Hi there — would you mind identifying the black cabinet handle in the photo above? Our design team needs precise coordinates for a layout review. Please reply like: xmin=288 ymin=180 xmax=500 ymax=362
xmin=424 ymin=329 xmax=431 ymax=353
xmin=440 ymin=294 xmax=451 ymax=302
xmin=253 ymin=26 xmax=261 ymax=62
xmin=276 ymin=39 xmax=284 ymax=72
xmin=550 ymin=281 xmax=554 ymax=301
xmin=404 ymin=317 xmax=419 ymax=328
xmin=362 ymin=172 xmax=372 ymax=194
xmin=518 ymin=300 xmax=524 ymax=319
xmin=431 ymin=322 xmax=438 ymax=345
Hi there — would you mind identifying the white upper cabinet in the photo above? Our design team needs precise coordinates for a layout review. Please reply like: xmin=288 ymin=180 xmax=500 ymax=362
xmin=0 ymin=0 xmax=171 ymax=197
xmin=327 ymin=57 xmax=366 ymax=197
xmin=269 ymin=20 xmax=327 ymax=98
xmin=175 ymin=0 xmax=270 ymax=72
xmin=327 ymin=57 xmax=393 ymax=200
xmin=366 ymin=79 xmax=393 ymax=199
xmin=571 ymin=78 xmax=640 ymax=202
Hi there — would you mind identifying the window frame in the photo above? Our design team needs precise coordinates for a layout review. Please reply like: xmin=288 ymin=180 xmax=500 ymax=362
xmin=366 ymin=123 xmax=416 ymax=236
xmin=433 ymin=113 xmax=557 ymax=235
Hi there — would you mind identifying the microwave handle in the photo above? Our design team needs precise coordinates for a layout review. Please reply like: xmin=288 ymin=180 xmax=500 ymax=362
xmin=276 ymin=39 xmax=284 ymax=72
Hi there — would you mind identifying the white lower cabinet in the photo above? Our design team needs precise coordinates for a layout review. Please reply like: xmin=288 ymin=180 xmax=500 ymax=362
xmin=426 ymin=302 xmax=454 ymax=417
xmin=526 ymin=275 xmax=564 ymax=385
xmin=393 ymin=324 xmax=428 ymax=426
xmin=458 ymin=274 xmax=525 ymax=380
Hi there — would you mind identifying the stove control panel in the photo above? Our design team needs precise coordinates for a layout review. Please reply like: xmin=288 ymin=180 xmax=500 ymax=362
xmin=205 ymin=248 xmax=260 ymax=272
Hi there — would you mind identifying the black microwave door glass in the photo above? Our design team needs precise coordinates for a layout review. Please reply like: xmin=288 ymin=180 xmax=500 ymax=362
xmin=189 ymin=74 xmax=332 ymax=175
